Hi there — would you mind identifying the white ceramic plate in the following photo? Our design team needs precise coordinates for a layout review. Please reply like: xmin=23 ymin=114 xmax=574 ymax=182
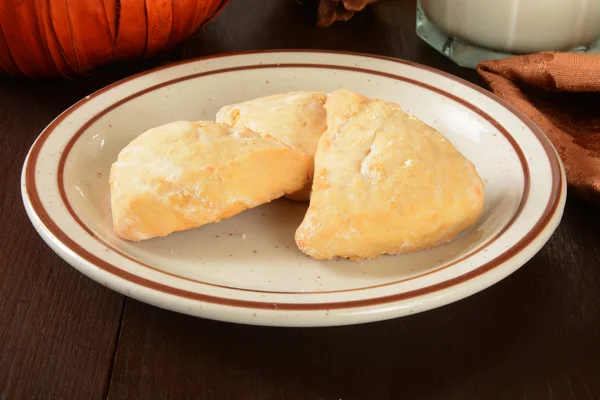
xmin=22 ymin=50 xmax=566 ymax=327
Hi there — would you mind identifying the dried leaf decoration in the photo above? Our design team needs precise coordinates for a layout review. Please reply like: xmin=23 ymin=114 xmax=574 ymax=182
xmin=0 ymin=0 xmax=230 ymax=78
xmin=313 ymin=0 xmax=380 ymax=27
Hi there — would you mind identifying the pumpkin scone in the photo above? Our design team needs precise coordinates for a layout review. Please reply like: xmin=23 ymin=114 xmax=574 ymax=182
xmin=216 ymin=91 xmax=327 ymax=201
xmin=295 ymin=89 xmax=484 ymax=260
xmin=110 ymin=121 xmax=311 ymax=241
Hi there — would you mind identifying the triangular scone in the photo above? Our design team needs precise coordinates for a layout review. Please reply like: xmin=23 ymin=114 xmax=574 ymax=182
xmin=110 ymin=121 xmax=311 ymax=241
xmin=216 ymin=91 xmax=327 ymax=201
xmin=295 ymin=89 xmax=484 ymax=260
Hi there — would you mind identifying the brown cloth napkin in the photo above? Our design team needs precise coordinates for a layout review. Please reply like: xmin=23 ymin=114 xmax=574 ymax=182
xmin=476 ymin=53 xmax=600 ymax=205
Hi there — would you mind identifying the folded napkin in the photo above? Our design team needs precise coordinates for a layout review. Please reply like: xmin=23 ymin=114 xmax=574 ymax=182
xmin=477 ymin=53 xmax=600 ymax=205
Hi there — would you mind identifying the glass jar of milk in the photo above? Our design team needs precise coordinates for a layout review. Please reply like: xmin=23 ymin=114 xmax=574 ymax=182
xmin=417 ymin=0 xmax=600 ymax=68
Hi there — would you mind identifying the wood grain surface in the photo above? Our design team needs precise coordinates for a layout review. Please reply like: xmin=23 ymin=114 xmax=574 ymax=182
xmin=0 ymin=77 xmax=126 ymax=399
xmin=1 ymin=0 xmax=599 ymax=399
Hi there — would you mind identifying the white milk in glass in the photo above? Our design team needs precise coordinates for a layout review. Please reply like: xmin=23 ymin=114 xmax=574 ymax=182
xmin=420 ymin=0 xmax=600 ymax=54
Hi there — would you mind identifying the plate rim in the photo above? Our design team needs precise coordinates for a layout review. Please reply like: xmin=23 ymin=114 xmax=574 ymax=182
xmin=61 ymin=63 xmax=532 ymax=295
xmin=21 ymin=50 xmax=566 ymax=319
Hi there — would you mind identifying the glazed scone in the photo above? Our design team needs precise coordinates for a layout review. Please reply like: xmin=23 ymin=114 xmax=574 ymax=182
xmin=295 ymin=89 xmax=484 ymax=260
xmin=216 ymin=91 xmax=327 ymax=201
xmin=110 ymin=121 xmax=311 ymax=241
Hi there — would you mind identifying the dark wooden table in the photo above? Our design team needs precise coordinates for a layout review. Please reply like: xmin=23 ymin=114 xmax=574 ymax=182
xmin=2 ymin=1 xmax=600 ymax=399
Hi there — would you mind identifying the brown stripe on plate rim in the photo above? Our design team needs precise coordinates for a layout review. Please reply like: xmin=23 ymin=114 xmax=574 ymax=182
xmin=57 ymin=63 xmax=530 ymax=294
xmin=23 ymin=53 xmax=563 ymax=310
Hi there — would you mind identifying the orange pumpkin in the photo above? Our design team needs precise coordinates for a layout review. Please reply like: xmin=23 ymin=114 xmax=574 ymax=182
xmin=0 ymin=0 xmax=229 ymax=78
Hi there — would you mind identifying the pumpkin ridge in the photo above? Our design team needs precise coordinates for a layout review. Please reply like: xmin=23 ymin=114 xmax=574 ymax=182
xmin=37 ymin=0 xmax=74 ymax=77
xmin=144 ymin=0 xmax=174 ymax=58
xmin=167 ymin=0 xmax=196 ymax=49
xmin=67 ymin=0 xmax=116 ymax=74
xmin=165 ymin=0 xmax=174 ymax=50
xmin=0 ymin=21 xmax=20 ymax=76
xmin=48 ymin=0 xmax=80 ymax=76
xmin=4 ymin=0 xmax=58 ymax=77
xmin=184 ymin=0 xmax=201 ymax=39
xmin=63 ymin=0 xmax=83 ymax=74
xmin=205 ymin=0 xmax=230 ymax=24
xmin=113 ymin=0 xmax=147 ymax=61
xmin=102 ymin=0 xmax=118 ymax=44
xmin=0 ymin=1 xmax=41 ymax=76
xmin=114 ymin=0 xmax=121 ymax=45
xmin=100 ymin=0 xmax=118 ymax=61
xmin=47 ymin=18 xmax=77 ymax=77
xmin=33 ymin=0 xmax=63 ymax=77
xmin=141 ymin=0 xmax=150 ymax=58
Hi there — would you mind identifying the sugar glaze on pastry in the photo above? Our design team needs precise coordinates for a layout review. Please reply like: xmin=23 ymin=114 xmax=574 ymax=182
xmin=216 ymin=91 xmax=327 ymax=201
xmin=295 ymin=89 xmax=485 ymax=260
xmin=110 ymin=121 xmax=311 ymax=241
